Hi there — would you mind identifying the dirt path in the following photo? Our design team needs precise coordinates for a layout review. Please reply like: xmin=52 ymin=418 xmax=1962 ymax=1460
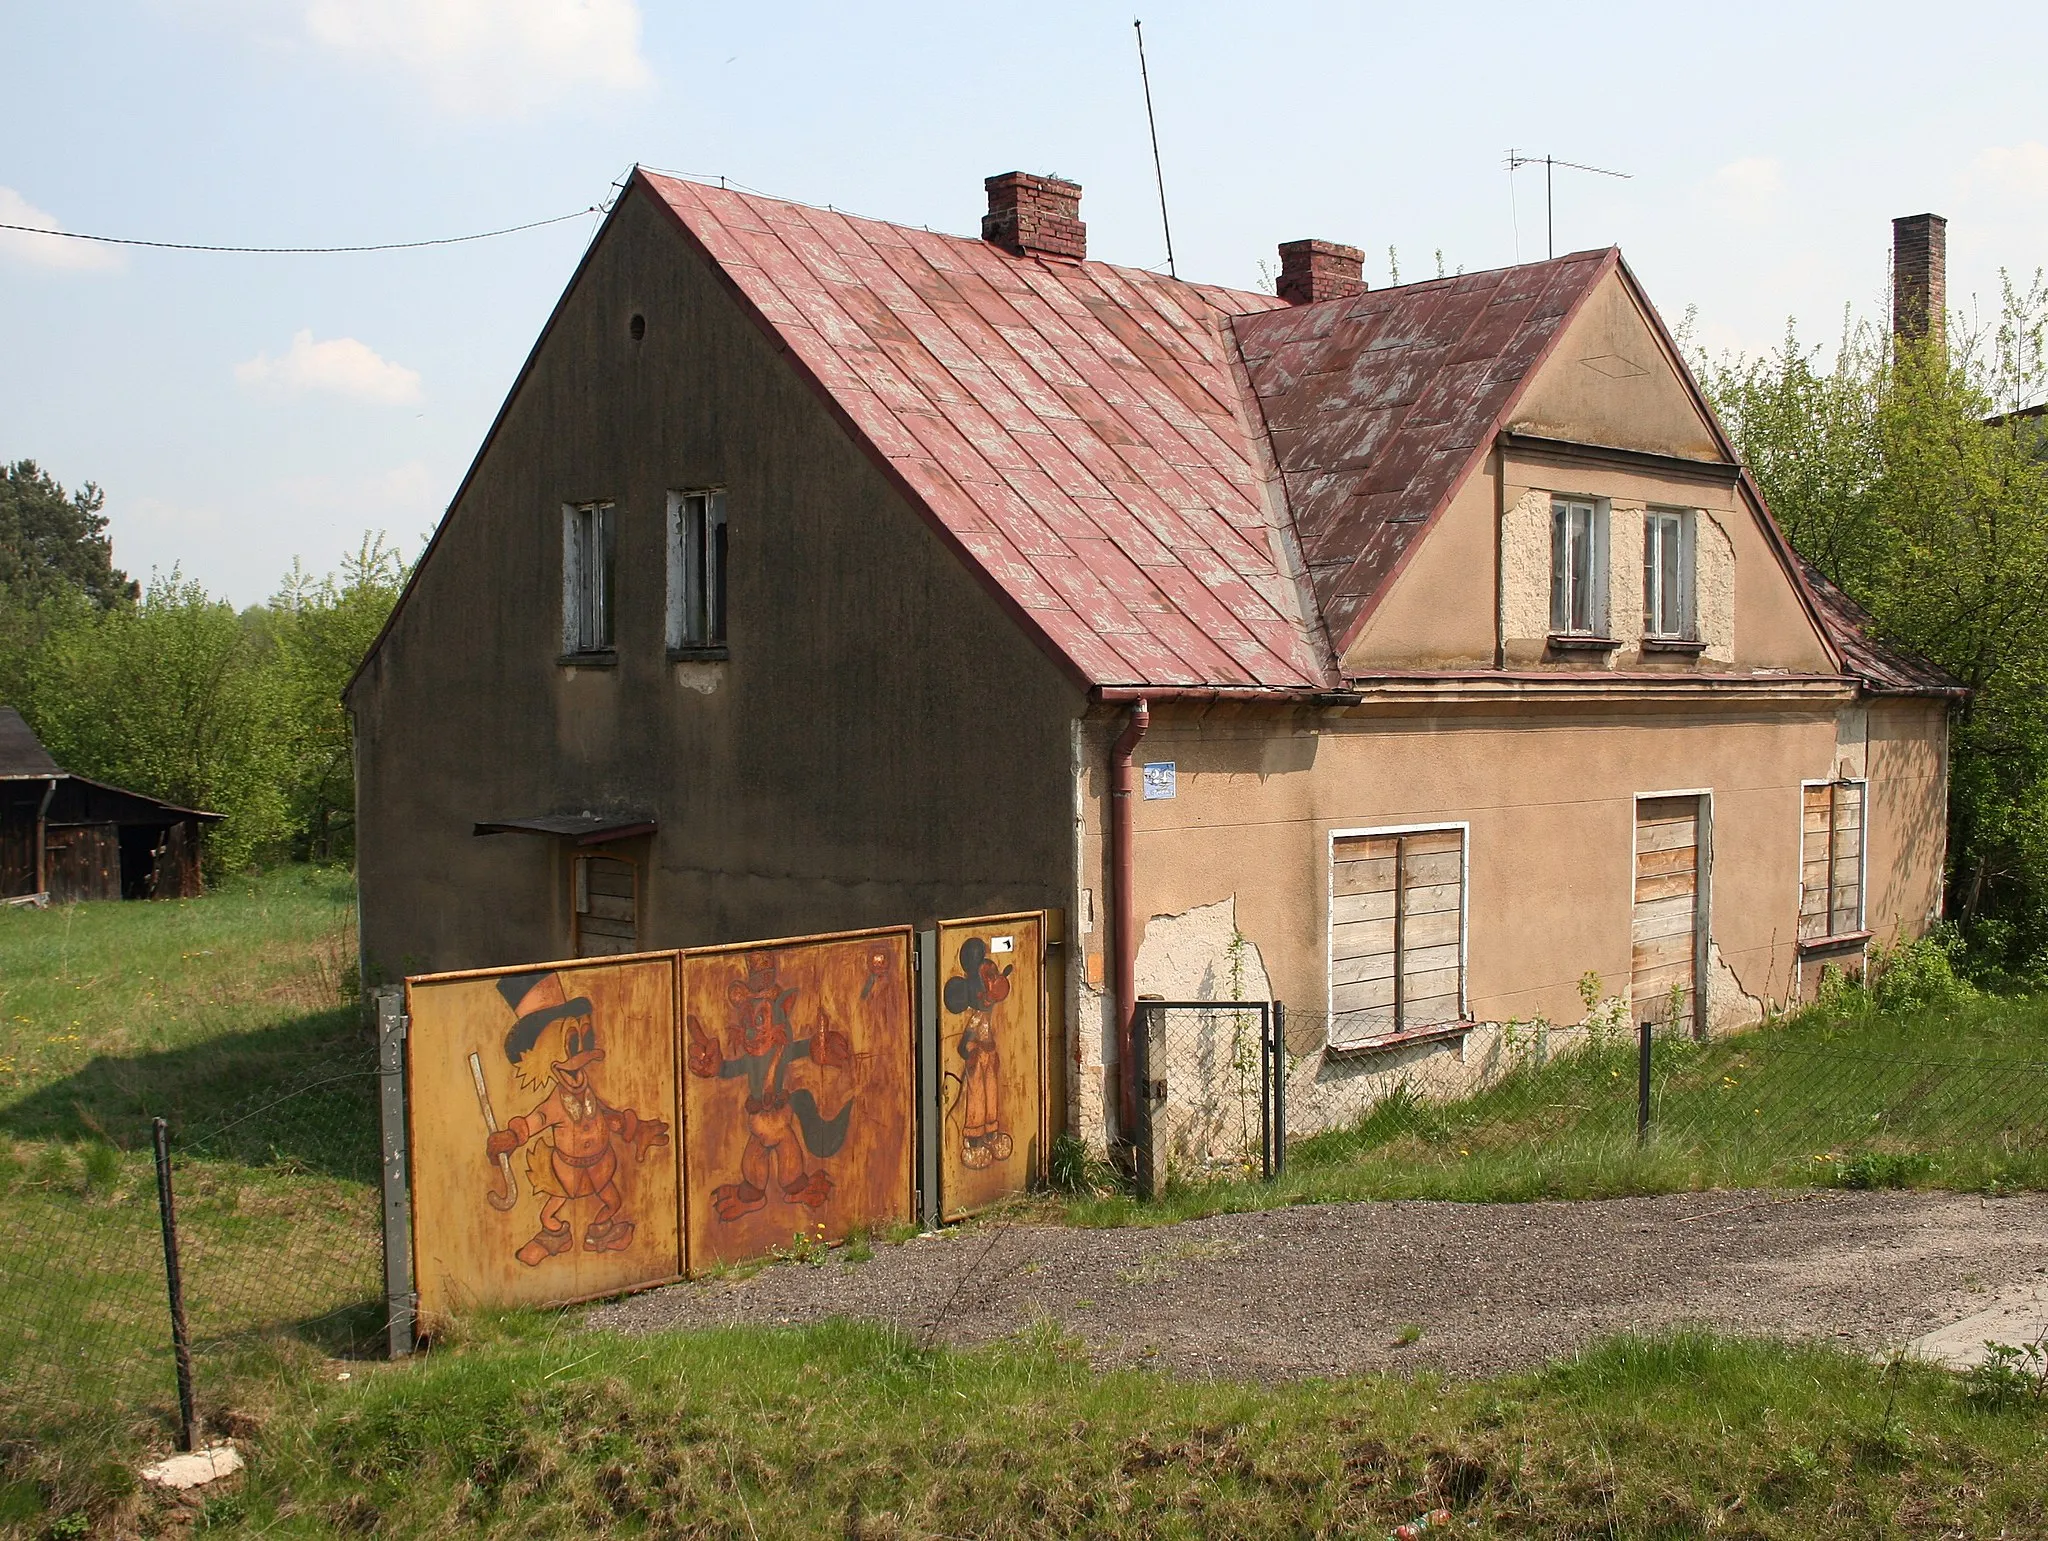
xmin=592 ymin=1190 xmax=2048 ymax=1380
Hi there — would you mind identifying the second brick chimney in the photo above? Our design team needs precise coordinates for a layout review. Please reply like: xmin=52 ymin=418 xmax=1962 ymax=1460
xmin=1278 ymin=239 xmax=1366 ymax=306
xmin=1893 ymin=212 xmax=1947 ymax=352
xmin=983 ymin=173 xmax=1086 ymax=262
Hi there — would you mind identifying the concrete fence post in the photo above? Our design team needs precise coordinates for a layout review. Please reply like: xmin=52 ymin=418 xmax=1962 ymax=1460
xmin=376 ymin=986 xmax=415 ymax=1358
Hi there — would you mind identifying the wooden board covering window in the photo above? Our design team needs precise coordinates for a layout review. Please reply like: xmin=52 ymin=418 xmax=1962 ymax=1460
xmin=1631 ymin=797 xmax=1700 ymax=1027
xmin=574 ymin=854 xmax=637 ymax=956
xmin=1330 ymin=828 xmax=1464 ymax=1047
xmin=1800 ymin=781 xmax=1864 ymax=940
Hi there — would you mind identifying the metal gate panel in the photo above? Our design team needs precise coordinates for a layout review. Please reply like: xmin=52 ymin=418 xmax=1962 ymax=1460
xmin=680 ymin=928 xmax=914 ymax=1273
xmin=935 ymin=912 xmax=1047 ymax=1221
xmin=406 ymin=952 xmax=682 ymax=1326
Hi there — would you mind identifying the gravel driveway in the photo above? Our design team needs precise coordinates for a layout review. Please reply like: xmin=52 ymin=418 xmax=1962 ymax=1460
xmin=592 ymin=1190 xmax=2048 ymax=1380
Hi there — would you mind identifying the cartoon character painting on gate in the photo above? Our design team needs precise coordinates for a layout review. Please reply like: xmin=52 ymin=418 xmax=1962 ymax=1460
xmin=686 ymin=951 xmax=854 ymax=1219
xmin=473 ymin=971 xmax=670 ymax=1266
xmin=946 ymin=938 xmax=1014 ymax=1169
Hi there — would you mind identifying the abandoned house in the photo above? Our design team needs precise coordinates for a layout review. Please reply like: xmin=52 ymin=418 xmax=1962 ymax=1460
xmin=348 ymin=168 xmax=1958 ymax=1148
xmin=0 ymin=707 xmax=220 ymax=904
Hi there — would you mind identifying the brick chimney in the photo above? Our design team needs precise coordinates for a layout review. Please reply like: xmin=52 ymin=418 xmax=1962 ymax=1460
xmin=983 ymin=173 xmax=1085 ymax=262
xmin=1277 ymin=239 xmax=1366 ymax=306
xmin=1892 ymin=213 xmax=1947 ymax=351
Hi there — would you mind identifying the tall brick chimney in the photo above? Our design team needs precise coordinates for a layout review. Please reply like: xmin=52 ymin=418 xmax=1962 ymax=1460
xmin=983 ymin=173 xmax=1085 ymax=262
xmin=1892 ymin=213 xmax=1947 ymax=351
xmin=1277 ymin=239 xmax=1366 ymax=306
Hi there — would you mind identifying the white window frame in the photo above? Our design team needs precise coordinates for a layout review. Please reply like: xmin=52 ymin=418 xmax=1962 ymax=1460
xmin=1325 ymin=820 xmax=1471 ymax=1050
xmin=1799 ymin=777 xmax=1869 ymax=942
xmin=562 ymin=501 xmax=616 ymax=655
xmin=1643 ymin=507 xmax=1697 ymax=640
xmin=1550 ymin=496 xmax=1609 ymax=636
xmin=666 ymin=489 xmax=728 ymax=653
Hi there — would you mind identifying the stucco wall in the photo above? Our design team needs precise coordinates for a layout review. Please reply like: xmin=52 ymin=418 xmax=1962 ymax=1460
xmin=351 ymin=182 xmax=1083 ymax=980
xmin=1069 ymin=690 xmax=1945 ymax=1143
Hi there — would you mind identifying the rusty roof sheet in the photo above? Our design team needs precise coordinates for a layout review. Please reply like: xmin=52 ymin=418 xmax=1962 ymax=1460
xmin=645 ymin=172 xmax=1331 ymax=690
xmin=1233 ymin=250 xmax=1615 ymax=656
xmin=1795 ymin=558 xmax=1966 ymax=698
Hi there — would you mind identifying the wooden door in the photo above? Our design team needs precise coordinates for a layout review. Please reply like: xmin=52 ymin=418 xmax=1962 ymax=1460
xmin=1632 ymin=796 xmax=1702 ymax=1031
xmin=573 ymin=854 xmax=637 ymax=956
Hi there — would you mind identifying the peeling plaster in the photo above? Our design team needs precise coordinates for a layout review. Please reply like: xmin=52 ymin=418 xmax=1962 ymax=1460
xmin=1136 ymin=896 xmax=1273 ymax=1003
xmin=1704 ymin=939 xmax=1768 ymax=1036
xmin=1501 ymin=487 xmax=1553 ymax=656
xmin=1695 ymin=511 xmax=1736 ymax=663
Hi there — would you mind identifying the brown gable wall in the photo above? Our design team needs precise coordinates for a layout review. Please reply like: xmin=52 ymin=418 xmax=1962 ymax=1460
xmin=351 ymin=183 xmax=1083 ymax=978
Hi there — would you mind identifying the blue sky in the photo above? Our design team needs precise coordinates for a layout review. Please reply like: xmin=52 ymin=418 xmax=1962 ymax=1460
xmin=6 ymin=0 xmax=2046 ymax=605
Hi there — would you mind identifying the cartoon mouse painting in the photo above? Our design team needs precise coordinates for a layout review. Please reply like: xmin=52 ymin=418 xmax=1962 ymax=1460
xmin=476 ymin=971 xmax=670 ymax=1267
xmin=945 ymin=937 xmax=1015 ymax=1169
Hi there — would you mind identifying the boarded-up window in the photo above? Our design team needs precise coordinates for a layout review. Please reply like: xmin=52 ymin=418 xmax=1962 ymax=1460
xmin=574 ymin=854 xmax=637 ymax=956
xmin=1632 ymin=796 xmax=1701 ymax=1029
xmin=1800 ymin=781 xmax=1865 ymax=940
xmin=1330 ymin=828 xmax=1465 ymax=1049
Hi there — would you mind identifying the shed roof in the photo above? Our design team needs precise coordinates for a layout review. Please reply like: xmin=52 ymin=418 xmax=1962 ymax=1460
xmin=0 ymin=707 xmax=61 ymax=780
xmin=1795 ymin=559 xmax=1967 ymax=698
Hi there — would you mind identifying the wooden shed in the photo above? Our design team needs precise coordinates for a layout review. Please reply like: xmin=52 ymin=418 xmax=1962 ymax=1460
xmin=0 ymin=707 xmax=221 ymax=904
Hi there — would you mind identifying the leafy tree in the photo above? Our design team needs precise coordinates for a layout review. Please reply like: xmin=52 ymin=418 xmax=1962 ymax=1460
xmin=266 ymin=535 xmax=409 ymax=861
xmin=18 ymin=573 xmax=291 ymax=874
xmin=0 ymin=460 xmax=134 ymax=611
xmin=1699 ymin=277 xmax=2048 ymax=972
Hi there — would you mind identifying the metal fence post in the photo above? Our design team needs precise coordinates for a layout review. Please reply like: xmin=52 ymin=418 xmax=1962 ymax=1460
xmin=1637 ymin=1019 xmax=1653 ymax=1147
xmin=1133 ymin=1001 xmax=1155 ymax=1200
xmin=376 ymin=988 xmax=416 ymax=1358
xmin=1259 ymin=1004 xmax=1272 ymax=1182
xmin=151 ymin=1116 xmax=196 ymax=1452
xmin=916 ymin=929 xmax=942 ymax=1230
xmin=1271 ymin=1001 xmax=1287 ymax=1180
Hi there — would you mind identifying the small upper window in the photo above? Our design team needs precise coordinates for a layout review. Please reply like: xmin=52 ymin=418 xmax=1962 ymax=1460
xmin=1550 ymin=497 xmax=1607 ymax=635
xmin=1643 ymin=509 xmax=1696 ymax=640
xmin=667 ymin=490 xmax=727 ymax=653
xmin=562 ymin=501 xmax=615 ymax=655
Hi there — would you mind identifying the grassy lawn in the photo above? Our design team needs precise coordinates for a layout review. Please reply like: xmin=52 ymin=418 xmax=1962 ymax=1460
xmin=0 ymin=867 xmax=380 ymax=1513
xmin=1066 ymin=995 xmax=2048 ymax=1228
xmin=36 ymin=1317 xmax=2048 ymax=1538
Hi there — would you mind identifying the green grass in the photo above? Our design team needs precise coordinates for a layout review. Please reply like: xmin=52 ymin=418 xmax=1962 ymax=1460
xmin=1066 ymin=997 xmax=2048 ymax=1228
xmin=0 ymin=867 xmax=380 ymax=1481
xmin=21 ymin=1318 xmax=2043 ymax=1538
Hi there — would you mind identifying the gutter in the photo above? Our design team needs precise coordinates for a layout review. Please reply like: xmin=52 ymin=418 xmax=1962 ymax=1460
xmin=1108 ymin=699 xmax=1149 ymax=1143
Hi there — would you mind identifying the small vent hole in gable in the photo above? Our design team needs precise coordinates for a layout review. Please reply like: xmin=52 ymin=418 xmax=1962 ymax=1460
xmin=629 ymin=313 xmax=646 ymax=342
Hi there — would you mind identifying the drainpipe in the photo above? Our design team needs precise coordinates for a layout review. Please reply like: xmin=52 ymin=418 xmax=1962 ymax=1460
xmin=1109 ymin=699 xmax=1150 ymax=1141
xmin=34 ymin=777 xmax=55 ymax=897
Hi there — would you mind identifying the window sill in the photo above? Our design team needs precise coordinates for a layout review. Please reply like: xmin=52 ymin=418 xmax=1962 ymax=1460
xmin=1547 ymin=633 xmax=1622 ymax=653
xmin=667 ymin=645 xmax=730 ymax=663
xmin=1325 ymin=1019 xmax=1474 ymax=1057
xmin=557 ymin=650 xmax=618 ymax=669
xmin=1798 ymin=930 xmax=1872 ymax=955
xmin=1642 ymin=637 xmax=1707 ymax=655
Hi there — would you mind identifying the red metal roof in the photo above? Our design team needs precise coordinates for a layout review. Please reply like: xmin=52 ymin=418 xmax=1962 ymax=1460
xmin=645 ymin=172 xmax=1331 ymax=690
xmin=1795 ymin=557 xmax=1966 ymax=698
xmin=1233 ymin=250 xmax=1614 ymax=655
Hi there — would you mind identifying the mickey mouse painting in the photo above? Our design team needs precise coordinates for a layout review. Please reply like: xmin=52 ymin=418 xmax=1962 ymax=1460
xmin=481 ymin=971 xmax=670 ymax=1267
xmin=944 ymin=937 xmax=1015 ymax=1170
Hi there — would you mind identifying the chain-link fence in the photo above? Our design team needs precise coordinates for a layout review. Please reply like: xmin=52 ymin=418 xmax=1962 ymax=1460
xmin=0 ymin=1035 xmax=384 ymax=1453
xmin=1135 ymin=1000 xmax=2048 ymax=1198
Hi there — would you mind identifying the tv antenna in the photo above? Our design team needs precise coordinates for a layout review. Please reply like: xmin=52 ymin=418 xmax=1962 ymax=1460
xmin=1133 ymin=19 xmax=1176 ymax=277
xmin=1505 ymin=151 xmax=1631 ymax=258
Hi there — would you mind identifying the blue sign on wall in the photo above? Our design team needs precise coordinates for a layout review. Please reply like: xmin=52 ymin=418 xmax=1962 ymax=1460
xmin=1141 ymin=761 xmax=1177 ymax=800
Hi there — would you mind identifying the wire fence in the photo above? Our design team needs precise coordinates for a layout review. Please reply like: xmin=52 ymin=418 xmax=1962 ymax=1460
xmin=0 ymin=1038 xmax=384 ymax=1451
xmin=1137 ymin=1001 xmax=2048 ymax=1198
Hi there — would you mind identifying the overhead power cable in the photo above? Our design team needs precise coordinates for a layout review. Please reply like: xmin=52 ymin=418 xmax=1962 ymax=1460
xmin=0 ymin=205 xmax=601 ymax=256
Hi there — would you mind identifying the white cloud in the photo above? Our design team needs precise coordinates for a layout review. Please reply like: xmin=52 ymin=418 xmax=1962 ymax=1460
xmin=0 ymin=187 xmax=124 ymax=273
xmin=300 ymin=0 xmax=650 ymax=112
xmin=1702 ymin=157 xmax=1786 ymax=225
xmin=235 ymin=330 xmax=423 ymax=404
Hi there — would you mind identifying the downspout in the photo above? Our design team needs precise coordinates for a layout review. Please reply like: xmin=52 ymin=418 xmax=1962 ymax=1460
xmin=1109 ymin=699 xmax=1150 ymax=1141
xmin=35 ymin=777 xmax=56 ymax=896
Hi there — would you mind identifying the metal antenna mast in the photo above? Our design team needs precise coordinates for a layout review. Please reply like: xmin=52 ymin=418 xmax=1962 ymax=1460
xmin=1504 ymin=150 xmax=1631 ymax=258
xmin=1134 ymin=19 xmax=1177 ymax=277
